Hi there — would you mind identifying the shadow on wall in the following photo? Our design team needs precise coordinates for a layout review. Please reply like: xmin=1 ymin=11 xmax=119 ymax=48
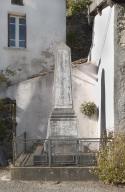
xmin=73 ymin=62 xmax=98 ymax=86
xmin=13 ymin=73 xmax=53 ymax=139
xmin=100 ymin=69 xmax=107 ymax=137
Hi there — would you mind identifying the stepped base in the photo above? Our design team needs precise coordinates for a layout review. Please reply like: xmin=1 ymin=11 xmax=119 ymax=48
xmin=47 ymin=108 xmax=78 ymax=138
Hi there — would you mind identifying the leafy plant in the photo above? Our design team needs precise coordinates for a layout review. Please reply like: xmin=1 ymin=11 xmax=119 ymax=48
xmin=67 ymin=0 xmax=91 ymax=16
xmin=95 ymin=134 xmax=125 ymax=184
xmin=80 ymin=102 xmax=97 ymax=117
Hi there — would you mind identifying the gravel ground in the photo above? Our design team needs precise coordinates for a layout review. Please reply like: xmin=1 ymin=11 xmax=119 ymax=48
xmin=0 ymin=169 xmax=125 ymax=192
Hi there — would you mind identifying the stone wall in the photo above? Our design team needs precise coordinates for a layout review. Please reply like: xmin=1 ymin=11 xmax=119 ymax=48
xmin=67 ymin=12 xmax=92 ymax=61
xmin=114 ymin=4 xmax=125 ymax=131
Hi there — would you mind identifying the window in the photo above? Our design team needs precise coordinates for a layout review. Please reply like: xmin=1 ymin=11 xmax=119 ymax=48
xmin=8 ymin=15 xmax=26 ymax=48
xmin=11 ymin=0 xmax=23 ymax=5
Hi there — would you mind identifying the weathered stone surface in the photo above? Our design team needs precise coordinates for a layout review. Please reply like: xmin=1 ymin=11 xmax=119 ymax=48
xmin=47 ymin=43 xmax=77 ymax=140
xmin=114 ymin=4 xmax=125 ymax=131
xmin=48 ymin=119 xmax=77 ymax=138
xmin=54 ymin=43 xmax=73 ymax=109
xmin=46 ymin=44 xmax=78 ymax=155
xmin=67 ymin=13 xmax=92 ymax=61
xmin=11 ymin=167 xmax=98 ymax=181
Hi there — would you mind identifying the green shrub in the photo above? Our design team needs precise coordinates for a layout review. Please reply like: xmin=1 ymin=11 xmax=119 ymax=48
xmin=80 ymin=102 xmax=97 ymax=117
xmin=95 ymin=134 xmax=125 ymax=184
xmin=67 ymin=0 xmax=91 ymax=16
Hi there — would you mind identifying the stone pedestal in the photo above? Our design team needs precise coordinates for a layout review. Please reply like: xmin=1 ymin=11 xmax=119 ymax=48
xmin=48 ymin=108 xmax=77 ymax=138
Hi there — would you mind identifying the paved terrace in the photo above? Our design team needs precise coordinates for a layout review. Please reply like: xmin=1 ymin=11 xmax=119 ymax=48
xmin=0 ymin=169 xmax=125 ymax=192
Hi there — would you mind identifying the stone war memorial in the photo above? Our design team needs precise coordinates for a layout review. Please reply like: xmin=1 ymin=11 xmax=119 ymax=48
xmin=46 ymin=43 xmax=78 ymax=158
xmin=32 ymin=43 xmax=78 ymax=165
xmin=1 ymin=0 xmax=125 ymax=184
xmin=11 ymin=43 xmax=97 ymax=180
xmin=47 ymin=43 xmax=78 ymax=147
xmin=14 ymin=43 xmax=85 ymax=167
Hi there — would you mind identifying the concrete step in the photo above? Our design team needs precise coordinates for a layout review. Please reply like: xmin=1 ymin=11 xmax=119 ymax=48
xmin=24 ymin=154 xmax=33 ymax=167
xmin=11 ymin=166 xmax=98 ymax=181
xmin=15 ymin=153 xmax=27 ymax=166
xmin=33 ymin=144 xmax=44 ymax=156
xmin=33 ymin=144 xmax=44 ymax=165
xmin=15 ymin=153 xmax=31 ymax=167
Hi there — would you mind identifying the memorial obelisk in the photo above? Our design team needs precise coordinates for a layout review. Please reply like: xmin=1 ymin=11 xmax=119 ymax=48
xmin=47 ymin=43 xmax=78 ymax=140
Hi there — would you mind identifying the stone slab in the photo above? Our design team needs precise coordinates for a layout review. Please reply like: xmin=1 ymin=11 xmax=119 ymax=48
xmin=11 ymin=167 xmax=98 ymax=181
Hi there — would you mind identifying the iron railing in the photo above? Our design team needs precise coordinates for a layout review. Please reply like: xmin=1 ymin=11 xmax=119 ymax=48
xmin=13 ymin=133 xmax=111 ymax=167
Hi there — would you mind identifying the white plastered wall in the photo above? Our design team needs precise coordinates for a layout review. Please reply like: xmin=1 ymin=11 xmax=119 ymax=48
xmin=90 ymin=6 xmax=114 ymax=136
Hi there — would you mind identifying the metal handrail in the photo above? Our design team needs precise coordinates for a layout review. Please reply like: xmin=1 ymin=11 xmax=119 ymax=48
xmin=13 ymin=134 xmax=112 ymax=167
